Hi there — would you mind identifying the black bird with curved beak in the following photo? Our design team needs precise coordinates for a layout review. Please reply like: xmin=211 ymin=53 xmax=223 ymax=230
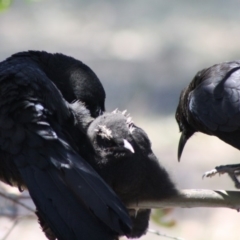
xmin=176 ymin=61 xmax=240 ymax=188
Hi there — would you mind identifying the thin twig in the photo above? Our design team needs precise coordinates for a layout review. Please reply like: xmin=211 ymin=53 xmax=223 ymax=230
xmin=0 ymin=192 xmax=34 ymax=213
xmin=148 ymin=229 xmax=185 ymax=240
xmin=1 ymin=214 xmax=35 ymax=240
xmin=1 ymin=218 xmax=20 ymax=240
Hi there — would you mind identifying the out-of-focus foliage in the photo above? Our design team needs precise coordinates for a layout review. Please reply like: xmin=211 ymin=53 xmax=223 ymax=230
xmin=151 ymin=209 xmax=176 ymax=227
xmin=0 ymin=0 xmax=12 ymax=12
xmin=0 ymin=0 xmax=39 ymax=12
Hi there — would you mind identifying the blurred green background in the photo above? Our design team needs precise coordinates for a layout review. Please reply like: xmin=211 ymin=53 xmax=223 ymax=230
xmin=1 ymin=1 xmax=240 ymax=239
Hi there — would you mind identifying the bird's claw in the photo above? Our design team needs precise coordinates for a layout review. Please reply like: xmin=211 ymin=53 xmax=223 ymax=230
xmin=203 ymin=165 xmax=240 ymax=189
xmin=202 ymin=168 xmax=224 ymax=179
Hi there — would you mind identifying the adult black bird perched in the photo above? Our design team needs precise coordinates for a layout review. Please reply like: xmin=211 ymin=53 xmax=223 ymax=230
xmin=80 ymin=108 xmax=177 ymax=238
xmin=175 ymin=61 xmax=240 ymax=187
xmin=0 ymin=52 xmax=131 ymax=240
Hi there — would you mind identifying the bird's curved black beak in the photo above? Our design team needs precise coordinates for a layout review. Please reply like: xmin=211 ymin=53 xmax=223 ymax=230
xmin=178 ymin=133 xmax=187 ymax=161
xmin=178 ymin=130 xmax=193 ymax=162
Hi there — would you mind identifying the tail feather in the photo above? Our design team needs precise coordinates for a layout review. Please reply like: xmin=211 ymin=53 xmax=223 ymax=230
xmin=20 ymin=165 xmax=118 ymax=240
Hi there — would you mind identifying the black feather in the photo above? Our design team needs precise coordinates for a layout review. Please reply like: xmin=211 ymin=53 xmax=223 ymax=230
xmin=0 ymin=51 xmax=131 ymax=240
xmin=85 ymin=111 xmax=177 ymax=238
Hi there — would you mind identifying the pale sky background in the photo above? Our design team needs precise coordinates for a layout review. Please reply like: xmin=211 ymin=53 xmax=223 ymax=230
xmin=1 ymin=1 xmax=240 ymax=239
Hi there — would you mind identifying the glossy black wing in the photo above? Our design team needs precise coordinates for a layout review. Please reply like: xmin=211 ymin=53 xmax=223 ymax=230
xmin=9 ymin=51 xmax=106 ymax=117
xmin=189 ymin=62 xmax=240 ymax=132
xmin=0 ymin=61 xmax=131 ymax=239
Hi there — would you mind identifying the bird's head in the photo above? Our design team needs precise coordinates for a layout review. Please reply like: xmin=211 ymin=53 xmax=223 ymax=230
xmin=32 ymin=50 xmax=106 ymax=118
xmin=87 ymin=109 xmax=138 ymax=160
xmin=175 ymin=69 xmax=213 ymax=161
xmin=175 ymin=89 xmax=195 ymax=162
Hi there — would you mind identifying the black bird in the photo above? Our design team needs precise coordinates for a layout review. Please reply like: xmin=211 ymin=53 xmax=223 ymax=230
xmin=83 ymin=109 xmax=177 ymax=238
xmin=0 ymin=52 xmax=131 ymax=240
xmin=176 ymin=61 xmax=240 ymax=187
xmin=7 ymin=51 xmax=106 ymax=117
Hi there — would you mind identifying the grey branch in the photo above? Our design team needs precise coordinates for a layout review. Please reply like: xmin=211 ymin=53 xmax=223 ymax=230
xmin=128 ymin=189 xmax=240 ymax=210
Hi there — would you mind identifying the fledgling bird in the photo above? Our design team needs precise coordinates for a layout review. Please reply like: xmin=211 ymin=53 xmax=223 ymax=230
xmin=0 ymin=51 xmax=131 ymax=240
xmin=84 ymin=109 xmax=178 ymax=238
xmin=175 ymin=61 xmax=240 ymax=188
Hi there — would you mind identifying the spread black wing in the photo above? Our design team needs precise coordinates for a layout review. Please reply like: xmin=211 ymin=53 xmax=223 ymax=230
xmin=0 ymin=59 xmax=131 ymax=240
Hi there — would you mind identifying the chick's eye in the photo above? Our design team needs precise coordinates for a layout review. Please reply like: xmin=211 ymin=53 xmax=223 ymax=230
xmin=103 ymin=139 xmax=113 ymax=147
xmin=98 ymin=136 xmax=115 ymax=148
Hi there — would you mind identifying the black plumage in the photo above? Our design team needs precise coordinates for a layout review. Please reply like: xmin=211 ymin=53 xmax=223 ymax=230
xmin=8 ymin=51 xmax=106 ymax=117
xmin=176 ymin=61 xmax=240 ymax=187
xmin=83 ymin=109 xmax=177 ymax=238
xmin=0 ymin=51 xmax=131 ymax=240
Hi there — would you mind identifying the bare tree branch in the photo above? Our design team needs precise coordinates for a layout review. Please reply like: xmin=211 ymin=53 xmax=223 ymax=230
xmin=128 ymin=189 xmax=240 ymax=210
xmin=148 ymin=229 xmax=185 ymax=240
xmin=0 ymin=188 xmax=240 ymax=240
xmin=0 ymin=191 xmax=34 ymax=213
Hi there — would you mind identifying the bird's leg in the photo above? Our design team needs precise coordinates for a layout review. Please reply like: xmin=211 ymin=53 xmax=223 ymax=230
xmin=126 ymin=209 xmax=151 ymax=238
xmin=203 ymin=164 xmax=240 ymax=189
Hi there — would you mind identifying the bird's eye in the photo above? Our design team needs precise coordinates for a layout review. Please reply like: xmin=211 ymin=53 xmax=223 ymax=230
xmin=98 ymin=136 xmax=115 ymax=148
xmin=103 ymin=138 xmax=111 ymax=146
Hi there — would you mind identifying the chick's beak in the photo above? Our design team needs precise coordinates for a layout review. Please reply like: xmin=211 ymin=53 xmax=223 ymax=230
xmin=123 ymin=139 xmax=135 ymax=153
